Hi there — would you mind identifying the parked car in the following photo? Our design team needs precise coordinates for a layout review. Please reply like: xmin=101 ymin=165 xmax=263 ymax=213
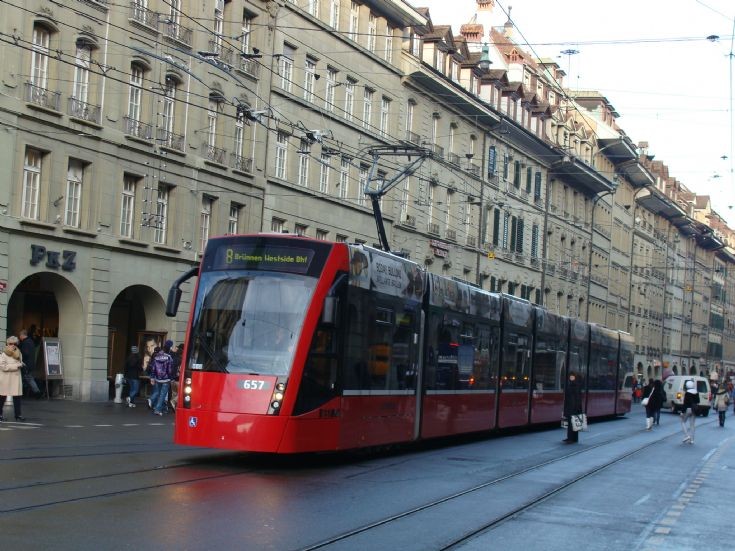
xmin=662 ymin=375 xmax=711 ymax=416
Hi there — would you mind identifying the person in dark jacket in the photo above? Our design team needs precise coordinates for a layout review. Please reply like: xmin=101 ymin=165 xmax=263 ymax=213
xmin=563 ymin=371 xmax=584 ymax=444
xmin=644 ymin=379 xmax=664 ymax=430
xmin=652 ymin=379 xmax=665 ymax=426
xmin=18 ymin=329 xmax=41 ymax=397
xmin=123 ymin=346 xmax=143 ymax=408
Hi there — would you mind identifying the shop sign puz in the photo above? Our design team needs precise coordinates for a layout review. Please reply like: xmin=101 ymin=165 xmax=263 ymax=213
xmin=30 ymin=244 xmax=76 ymax=271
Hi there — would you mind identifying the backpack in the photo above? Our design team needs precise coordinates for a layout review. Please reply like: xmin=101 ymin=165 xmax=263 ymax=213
xmin=150 ymin=353 xmax=172 ymax=381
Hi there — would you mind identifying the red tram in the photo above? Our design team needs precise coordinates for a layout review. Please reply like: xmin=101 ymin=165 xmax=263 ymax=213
xmin=166 ymin=234 xmax=633 ymax=453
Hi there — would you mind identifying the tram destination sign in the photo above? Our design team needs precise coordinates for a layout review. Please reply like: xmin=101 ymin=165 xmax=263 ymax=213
xmin=208 ymin=243 xmax=315 ymax=274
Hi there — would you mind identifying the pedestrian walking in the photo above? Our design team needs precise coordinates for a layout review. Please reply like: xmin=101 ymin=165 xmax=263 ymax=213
xmin=18 ymin=329 xmax=41 ymax=397
xmin=169 ymin=342 xmax=183 ymax=411
xmin=652 ymin=379 xmax=665 ymax=425
xmin=148 ymin=346 xmax=173 ymax=416
xmin=712 ymin=383 xmax=730 ymax=427
xmin=123 ymin=346 xmax=143 ymax=408
xmin=0 ymin=335 xmax=26 ymax=421
xmin=642 ymin=380 xmax=663 ymax=430
xmin=680 ymin=380 xmax=699 ymax=444
xmin=562 ymin=371 xmax=583 ymax=444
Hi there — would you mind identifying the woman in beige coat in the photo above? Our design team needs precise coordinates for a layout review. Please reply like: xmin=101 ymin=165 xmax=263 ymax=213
xmin=0 ymin=335 xmax=25 ymax=422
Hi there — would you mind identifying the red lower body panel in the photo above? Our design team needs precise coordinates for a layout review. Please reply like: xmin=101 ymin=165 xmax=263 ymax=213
xmin=420 ymin=392 xmax=495 ymax=438
xmin=586 ymin=392 xmax=616 ymax=417
xmin=339 ymin=395 xmax=416 ymax=449
xmin=529 ymin=390 xmax=564 ymax=424
xmin=497 ymin=391 xmax=530 ymax=428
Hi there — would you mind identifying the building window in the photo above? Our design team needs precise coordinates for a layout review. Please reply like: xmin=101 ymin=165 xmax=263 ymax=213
xmin=336 ymin=234 xmax=347 ymax=243
xmin=295 ymin=223 xmax=308 ymax=237
xmin=161 ymin=76 xmax=178 ymax=140
xmin=304 ymin=57 xmax=317 ymax=102
xmin=362 ymin=88 xmax=373 ymax=129
xmin=531 ymin=223 xmax=539 ymax=258
xmin=298 ymin=141 xmax=310 ymax=187
xmin=367 ymin=13 xmax=377 ymax=51
xmin=319 ymin=153 xmax=331 ymax=193
xmin=406 ymin=101 xmax=414 ymax=134
xmin=329 ymin=0 xmax=340 ymax=29
xmin=199 ymin=196 xmax=213 ymax=253
xmin=30 ymin=25 xmax=50 ymax=88
xmin=120 ymin=175 xmax=137 ymax=238
xmin=241 ymin=16 xmax=252 ymax=54
xmin=444 ymin=190 xmax=452 ymax=231
xmin=271 ymin=218 xmax=284 ymax=233
xmin=153 ymin=184 xmax=169 ymax=245
xmin=339 ymin=156 xmax=350 ymax=199
xmin=21 ymin=147 xmax=42 ymax=220
xmin=385 ymin=27 xmax=393 ymax=63
xmin=65 ymin=159 xmax=84 ymax=228
xmin=275 ymin=132 xmax=288 ymax=179
xmin=358 ymin=164 xmax=369 ymax=206
xmin=72 ymin=43 xmax=91 ymax=103
xmin=400 ymin=176 xmax=410 ymax=219
xmin=379 ymin=97 xmax=390 ymax=137
xmin=325 ymin=67 xmax=338 ymax=111
xmin=228 ymin=204 xmax=240 ymax=235
xmin=344 ymin=78 xmax=355 ymax=121
xmin=280 ymin=44 xmax=295 ymax=92
xmin=316 ymin=229 xmax=328 ymax=240
xmin=307 ymin=0 xmax=319 ymax=17
xmin=410 ymin=31 xmax=421 ymax=57
xmin=128 ymin=64 xmax=144 ymax=123
xmin=234 ymin=117 xmax=244 ymax=157
xmin=348 ymin=2 xmax=359 ymax=41
xmin=213 ymin=1 xmax=224 ymax=52
xmin=206 ymin=96 xmax=220 ymax=149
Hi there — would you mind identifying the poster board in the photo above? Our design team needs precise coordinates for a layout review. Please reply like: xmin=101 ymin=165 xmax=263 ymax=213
xmin=43 ymin=338 xmax=63 ymax=379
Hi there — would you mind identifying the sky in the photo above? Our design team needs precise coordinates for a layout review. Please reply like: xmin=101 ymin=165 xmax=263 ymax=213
xmin=409 ymin=0 xmax=735 ymax=228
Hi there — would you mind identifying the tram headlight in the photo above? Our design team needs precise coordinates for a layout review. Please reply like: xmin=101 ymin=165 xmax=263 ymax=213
xmin=185 ymin=377 xmax=192 ymax=385
xmin=271 ymin=401 xmax=281 ymax=409
xmin=184 ymin=386 xmax=192 ymax=395
xmin=184 ymin=395 xmax=191 ymax=403
xmin=276 ymin=382 xmax=286 ymax=392
xmin=274 ymin=391 xmax=284 ymax=401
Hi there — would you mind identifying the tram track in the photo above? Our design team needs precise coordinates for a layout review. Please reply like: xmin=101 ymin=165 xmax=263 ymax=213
xmin=297 ymin=419 xmax=716 ymax=551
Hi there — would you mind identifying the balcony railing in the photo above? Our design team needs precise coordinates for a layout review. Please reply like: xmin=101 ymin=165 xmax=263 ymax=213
xmin=466 ymin=235 xmax=476 ymax=248
xmin=447 ymin=153 xmax=460 ymax=166
xmin=204 ymin=144 xmax=227 ymax=165
xmin=123 ymin=116 xmax=153 ymax=140
xmin=130 ymin=1 xmax=158 ymax=29
xmin=429 ymin=143 xmax=444 ymax=159
xmin=231 ymin=153 xmax=253 ymax=173
xmin=427 ymin=222 xmax=440 ymax=235
xmin=239 ymin=58 xmax=260 ymax=78
xmin=446 ymin=229 xmax=456 ymax=241
xmin=466 ymin=163 xmax=480 ymax=177
xmin=207 ymin=40 xmax=234 ymax=65
xmin=157 ymin=128 xmax=185 ymax=152
xmin=401 ymin=214 xmax=416 ymax=227
xmin=405 ymin=130 xmax=420 ymax=144
xmin=25 ymin=82 xmax=60 ymax=111
xmin=163 ymin=21 xmax=193 ymax=46
xmin=68 ymin=97 xmax=101 ymax=123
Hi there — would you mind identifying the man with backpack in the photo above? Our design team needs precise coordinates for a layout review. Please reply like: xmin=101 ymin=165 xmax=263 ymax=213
xmin=148 ymin=344 xmax=174 ymax=416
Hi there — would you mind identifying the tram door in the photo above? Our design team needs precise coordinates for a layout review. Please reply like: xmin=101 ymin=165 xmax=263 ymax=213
xmin=496 ymin=297 xmax=534 ymax=429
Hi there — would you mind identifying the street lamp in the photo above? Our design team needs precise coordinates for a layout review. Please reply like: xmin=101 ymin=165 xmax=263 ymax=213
xmin=477 ymin=43 xmax=492 ymax=72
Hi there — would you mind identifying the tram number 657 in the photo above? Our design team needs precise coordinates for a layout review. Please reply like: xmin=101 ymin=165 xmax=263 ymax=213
xmin=240 ymin=380 xmax=267 ymax=390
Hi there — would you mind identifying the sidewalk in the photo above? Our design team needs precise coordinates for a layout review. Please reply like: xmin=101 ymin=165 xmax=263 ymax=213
xmin=1 ymin=396 xmax=175 ymax=428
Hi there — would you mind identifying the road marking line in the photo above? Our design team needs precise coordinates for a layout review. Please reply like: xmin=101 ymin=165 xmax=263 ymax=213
xmin=94 ymin=424 xmax=114 ymax=427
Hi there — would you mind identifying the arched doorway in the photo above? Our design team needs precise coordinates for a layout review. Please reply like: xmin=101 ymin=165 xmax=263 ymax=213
xmin=7 ymin=273 xmax=83 ymax=395
xmin=108 ymin=285 xmax=167 ymax=379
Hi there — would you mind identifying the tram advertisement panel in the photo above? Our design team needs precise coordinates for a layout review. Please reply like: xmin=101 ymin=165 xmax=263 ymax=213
xmin=348 ymin=246 xmax=424 ymax=301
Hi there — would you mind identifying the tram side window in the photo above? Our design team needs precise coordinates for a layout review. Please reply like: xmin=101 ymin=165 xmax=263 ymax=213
xmin=501 ymin=332 xmax=531 ymax=390
xmin=589 ymin=349 xmax=616 ymax=390
xmin=294 ymin=326 xmax=338 ymax=415
xmin=533 ymin=337 xmax=562 ymax=391
xmin=343 ymin=291 xmax=417 ymax=391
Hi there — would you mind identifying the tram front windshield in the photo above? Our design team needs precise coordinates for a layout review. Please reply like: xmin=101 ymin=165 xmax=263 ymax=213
xmin=187 ymin=271 xmax=317 ymax=376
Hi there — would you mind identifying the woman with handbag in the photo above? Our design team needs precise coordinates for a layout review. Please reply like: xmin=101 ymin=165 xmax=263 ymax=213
xmin=563 ymin=371 xmax=583 ymax=444
xmin=643 ymin=380 xmax=662 ymax=430
xmin=0 ymin=335 xmax=25 ymax=422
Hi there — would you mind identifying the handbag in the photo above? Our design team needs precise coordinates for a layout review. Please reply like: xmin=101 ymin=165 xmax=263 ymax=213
xmin=641 ymin=389 xmax=653 ymax=407
xmin=571 ymin=413 xmax=588 ymax=432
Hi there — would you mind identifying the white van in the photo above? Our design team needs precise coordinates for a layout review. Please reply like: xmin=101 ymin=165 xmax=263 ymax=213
xmin=662 ymin=376 xmax=711 ymax=416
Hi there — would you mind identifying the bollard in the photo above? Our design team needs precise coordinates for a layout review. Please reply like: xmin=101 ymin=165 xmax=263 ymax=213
xmin=114 ymin=373 xmax=124 ymax=404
